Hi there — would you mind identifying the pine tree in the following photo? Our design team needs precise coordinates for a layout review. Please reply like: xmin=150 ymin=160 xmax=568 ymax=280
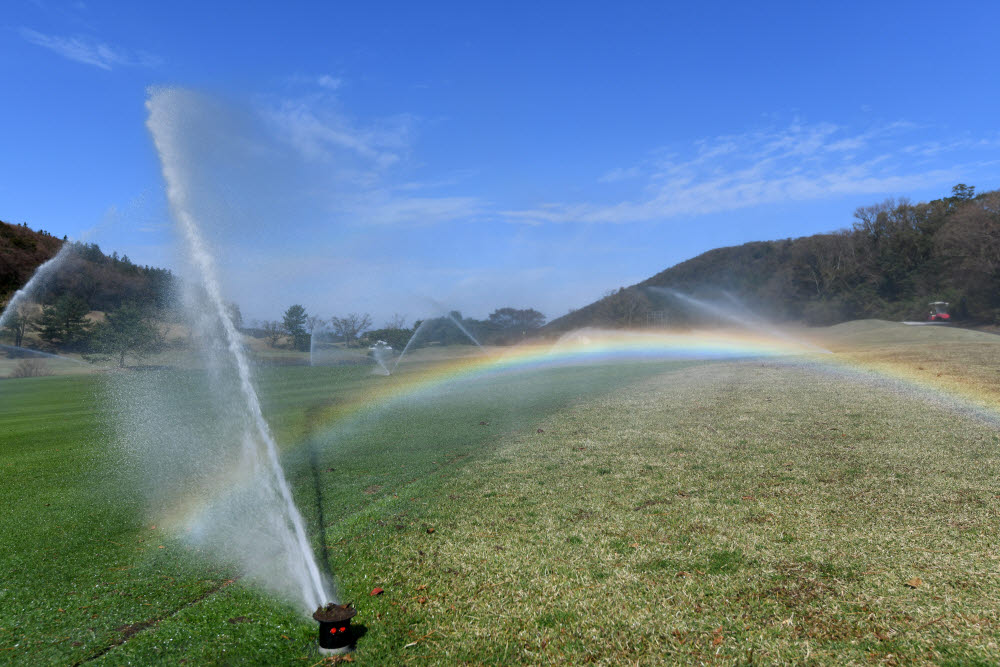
xmin=282 ymin=304 xmax=310 ymax=351
xmin=35 ymin=295 xmax=91 ymax=349
xmin=90 ymin=303 xmax=165 ymax=368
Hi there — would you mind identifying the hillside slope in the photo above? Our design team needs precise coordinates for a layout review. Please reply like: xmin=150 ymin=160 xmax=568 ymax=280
xmin=547 ymin=186 xmax=1000 ymax=332
xmin=1 ymin=220 xmax=174 ymax=312
xmin=0 ymin=221 xmax=63 ymax=298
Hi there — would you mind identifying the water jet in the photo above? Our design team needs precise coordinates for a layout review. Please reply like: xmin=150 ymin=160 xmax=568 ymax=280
xmin=129 ymin=88 xmax=332 ymax=613
xmin=0 ymin=244 xmax=71 ymax=332
xmin=369 ymin=340 xmax=394 ymax=375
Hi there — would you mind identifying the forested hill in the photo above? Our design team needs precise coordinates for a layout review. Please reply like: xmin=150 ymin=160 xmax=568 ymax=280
xmin=547 ymin=185 xmax=1000 ymax=331
xmin=0 ymin=220 xmax=173 ymax=311
xmin=1 ymin=221 xmax=63 ymax=298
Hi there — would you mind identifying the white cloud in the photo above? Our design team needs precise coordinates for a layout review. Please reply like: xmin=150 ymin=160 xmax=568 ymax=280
xmin=20 ymin=27 xmax=159 ymax=70
xmin=317 ymin=75 xmax=342 ymax=91
xmin=504 ymin=121 xmax=990 ymax=224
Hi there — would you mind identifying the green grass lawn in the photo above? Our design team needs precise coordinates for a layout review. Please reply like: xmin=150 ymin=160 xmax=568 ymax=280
xmin=0 ymin=356 xmax=680 ymax=664
xmin=4 ymin=324 xmax=1000 ymax=664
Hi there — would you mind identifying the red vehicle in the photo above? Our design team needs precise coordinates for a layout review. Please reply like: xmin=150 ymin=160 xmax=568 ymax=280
xmin=928 ymin=301 xmax=950 ymax=322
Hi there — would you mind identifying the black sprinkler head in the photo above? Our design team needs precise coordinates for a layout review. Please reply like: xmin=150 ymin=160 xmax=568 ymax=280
xmin=313 ymin=602 xmax=358 ymax=650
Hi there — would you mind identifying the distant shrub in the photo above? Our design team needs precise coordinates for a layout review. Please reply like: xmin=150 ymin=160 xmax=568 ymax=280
xmin=10 ymin=358 xmax=52 ymax=378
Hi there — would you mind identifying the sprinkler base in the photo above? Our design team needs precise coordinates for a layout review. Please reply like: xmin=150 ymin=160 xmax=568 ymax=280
xmin=314 ymin=602 xmax=358 ymax=651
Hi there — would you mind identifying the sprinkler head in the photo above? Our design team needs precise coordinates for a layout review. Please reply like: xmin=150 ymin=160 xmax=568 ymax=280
xmin=313 ymin=602 xmax=357 ymax=651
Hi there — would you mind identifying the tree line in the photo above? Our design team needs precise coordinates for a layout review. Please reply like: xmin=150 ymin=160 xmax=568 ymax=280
xmin=251 ymin=306 xmax=548 ymax=351
xmin=3 ymin=296 xmax=164 ymax=368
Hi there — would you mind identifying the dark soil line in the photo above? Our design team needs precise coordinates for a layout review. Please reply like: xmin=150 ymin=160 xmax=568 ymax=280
xmin=72 ymin=576 xmax=242 ymax=665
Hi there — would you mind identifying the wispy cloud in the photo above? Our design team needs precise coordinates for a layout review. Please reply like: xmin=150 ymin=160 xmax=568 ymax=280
xmin=263 ymin=97 xmax=411 ymax=170
xmin=257 ymin=83 xmax=485 ymax=226
xmin=346 ymin=193 xmax=483 ymax=226
xmin=504 ymin=121 xmax=993 ymax=224
xmin=316 ymin=75 xmax=342 ymax=91
xmin=20 ymin=27 xmax=159 ymax=70
xmin=598 ymin=166 xmax=641 ymax=183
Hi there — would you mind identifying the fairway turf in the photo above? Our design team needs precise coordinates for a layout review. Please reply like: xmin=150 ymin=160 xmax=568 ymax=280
xmin=3 ymin=324 xmax=1000 ymax=664
xmin=347 ymin=361 xmax=1000 ymax=664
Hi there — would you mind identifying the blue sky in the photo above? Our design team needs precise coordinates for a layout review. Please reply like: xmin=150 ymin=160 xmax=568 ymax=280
xmin=3 ymin=1 xmax=999 ymax=324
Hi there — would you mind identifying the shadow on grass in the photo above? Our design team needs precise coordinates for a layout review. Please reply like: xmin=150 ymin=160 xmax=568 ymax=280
xmin=349 ymin=624 xmax=368 ymax=648
xmin=307 ymin=438 xmax=334 ymax=586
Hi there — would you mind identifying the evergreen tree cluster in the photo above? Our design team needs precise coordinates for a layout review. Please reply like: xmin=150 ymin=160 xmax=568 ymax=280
xmin=3 ymin=294 xmax=165 ymax=368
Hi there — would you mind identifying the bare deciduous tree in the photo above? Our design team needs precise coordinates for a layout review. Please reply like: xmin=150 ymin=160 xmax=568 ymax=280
xmin=384 ymin=313 xmax=407 ymax=329
xmin=1 ymin=302 xmax=32 ymax=347
xmin=936 ymin=191 xmax=1000 ymax=290
xmin=261 ymin=320 xmax=284 ymax=348
xmin=330 ymin=313 xmax=372 ymax=347
xmin=600 ymin=288 xmax=646 ymax=327
xmin=306 ymin=315 xmax=325 ymax=333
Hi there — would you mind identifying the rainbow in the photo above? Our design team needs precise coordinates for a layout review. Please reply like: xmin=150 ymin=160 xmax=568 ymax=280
xmin=294 ymin=326 xmax=1000 ymax=451
xmin=165 ymin=326 xmax=1000 ymax=534
xmin=161 ymin=328 xmax=819 ymax=529
xmin=290 ymin=328 xmax=825 ymax=445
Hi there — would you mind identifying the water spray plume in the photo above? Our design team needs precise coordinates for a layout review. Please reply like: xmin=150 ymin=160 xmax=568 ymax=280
xmin=446 ymin=311 xmax=484 ymax=350
xmin=391 ymin=318 xmax=430 ymax=373
xmin=390 ymin=305 xmax=487 ymax=374
xmin=420 ymin=297 xmax=486 ymax=352
xmin=310 ymin=320 xmax=385 ymax=371
xmin=0 ymin=343 xmax=86 ymax=364
xmin=649 ymin=287 xmax=829 ymax=353
xmin=0 ymin=244 xmax=72 ymax=333
xmin=370 ymin=342 xmax=393 ymax=375
xmin=136 ymin=88 xmax=330 ymax=612
xmin=0 ymin=210 xmax=113 ymax=339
